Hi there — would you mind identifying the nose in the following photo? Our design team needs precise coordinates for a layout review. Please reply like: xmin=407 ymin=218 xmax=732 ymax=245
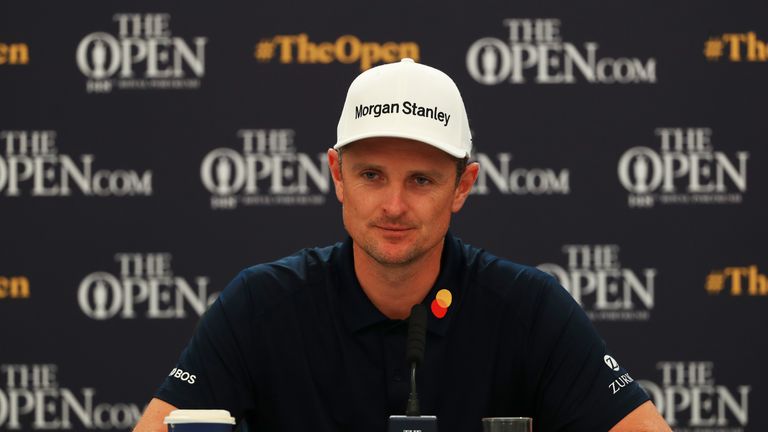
xmin=381 ymin=183 xmax=408 ymax=218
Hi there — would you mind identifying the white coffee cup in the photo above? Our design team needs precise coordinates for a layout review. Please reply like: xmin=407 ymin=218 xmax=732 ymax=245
xmin=164 ymin=409 xmax=235 ymax=432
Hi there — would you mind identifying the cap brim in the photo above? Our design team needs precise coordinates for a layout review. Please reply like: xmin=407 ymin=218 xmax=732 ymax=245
xmin=334 ymin=131 xmax=468 ymax=159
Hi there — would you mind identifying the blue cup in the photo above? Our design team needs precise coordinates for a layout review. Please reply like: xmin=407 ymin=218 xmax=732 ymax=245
xmin=164 ymin=409 xmax=235 ymax=432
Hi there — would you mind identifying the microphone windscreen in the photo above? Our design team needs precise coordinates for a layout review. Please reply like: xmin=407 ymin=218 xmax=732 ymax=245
xmin=406 ymin=304 xmax=428 ymax=365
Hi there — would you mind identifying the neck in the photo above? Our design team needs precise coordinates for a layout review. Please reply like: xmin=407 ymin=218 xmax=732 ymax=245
xmin=353 ymin=241 xmax=444 ymax=320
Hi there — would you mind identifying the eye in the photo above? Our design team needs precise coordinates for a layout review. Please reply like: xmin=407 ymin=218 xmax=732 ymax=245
xmin=413 ymin=175 xmax=432 ymax=186
xmin=361 ymin=171 xmax=380 ymax=181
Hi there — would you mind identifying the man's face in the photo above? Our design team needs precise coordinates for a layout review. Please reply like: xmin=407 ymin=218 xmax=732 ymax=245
xmin=328 ymin=137 xmax=477 ymax=267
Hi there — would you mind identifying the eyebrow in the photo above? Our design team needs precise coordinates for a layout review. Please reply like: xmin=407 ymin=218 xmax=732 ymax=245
xmin=349 ymin=162 xmax=385 ymax=172
xmin=349 ymin=163 xmax=448 ymax=182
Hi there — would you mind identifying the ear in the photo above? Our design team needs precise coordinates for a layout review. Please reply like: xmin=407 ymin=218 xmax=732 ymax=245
xmin=451 ymin=162 xmax=479 ymax=213
xmin=328 ymin=148 xmax=344 ymax=203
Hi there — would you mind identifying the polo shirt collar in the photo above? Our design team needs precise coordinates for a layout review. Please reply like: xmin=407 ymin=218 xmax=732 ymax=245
xmin=336 ymin=237 xmax=389 ymax=331
xmin=335 ymin=232 xmax=464 ymax=337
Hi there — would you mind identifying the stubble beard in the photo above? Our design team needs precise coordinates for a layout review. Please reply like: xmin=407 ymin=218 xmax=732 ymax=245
xmin=358 ymin=235 xmax=424 ymax=267
xmin=345 ymin=214 xmax=427 ymax=267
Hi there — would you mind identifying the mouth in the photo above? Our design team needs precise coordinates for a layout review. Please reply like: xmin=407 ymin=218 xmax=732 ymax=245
xmin=373 ymin=225 xmax=415 ymax=237
xmin=374 ymin=224 xmax=414 ymax=231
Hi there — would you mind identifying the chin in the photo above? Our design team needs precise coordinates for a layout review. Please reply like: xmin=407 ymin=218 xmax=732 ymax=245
xmin=368 ymin=244 xmax=421 ymax=266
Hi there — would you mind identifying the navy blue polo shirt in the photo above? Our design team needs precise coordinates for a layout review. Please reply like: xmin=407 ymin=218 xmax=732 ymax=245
xmin=155 ymin=233 xmax=648 ymax=432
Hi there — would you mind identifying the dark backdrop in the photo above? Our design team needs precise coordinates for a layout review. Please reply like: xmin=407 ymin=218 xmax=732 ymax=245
xmin=1 ymin=1 xmax=765 ymax=430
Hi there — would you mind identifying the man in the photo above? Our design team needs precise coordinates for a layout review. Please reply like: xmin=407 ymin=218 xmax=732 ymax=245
xmin=134 ymin=59 xmax=671 ymax=431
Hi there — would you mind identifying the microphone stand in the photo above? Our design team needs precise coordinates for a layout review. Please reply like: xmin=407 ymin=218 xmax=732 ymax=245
xmin=387 ymin=304 xmax=437 ymax=432
xmin=406 ymin=361 xmax=420 ymax=416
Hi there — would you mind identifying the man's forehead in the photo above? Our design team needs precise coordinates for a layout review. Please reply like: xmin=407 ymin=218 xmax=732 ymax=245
xmin=342 ymin=137 xmax=456 ymax=161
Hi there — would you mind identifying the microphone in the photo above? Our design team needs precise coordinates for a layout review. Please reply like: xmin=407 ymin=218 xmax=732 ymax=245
xmin=406 ymin=304 xmax=427 ymax=416
xmin=388 ymin=304 xmax=437 ymax=432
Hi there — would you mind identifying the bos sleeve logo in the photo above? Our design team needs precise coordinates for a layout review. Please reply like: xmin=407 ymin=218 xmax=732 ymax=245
xmin=169 ymin=367 xmax=197 ymax=384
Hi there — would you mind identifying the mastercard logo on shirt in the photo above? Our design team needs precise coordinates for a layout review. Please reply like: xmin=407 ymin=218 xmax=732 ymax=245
xmin=430 ymin=289 xmax=452 ymax=318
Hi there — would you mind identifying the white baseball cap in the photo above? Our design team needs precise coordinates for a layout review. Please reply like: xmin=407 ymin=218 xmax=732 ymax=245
xmin=334 ymin=58 xmax=472 ymax=158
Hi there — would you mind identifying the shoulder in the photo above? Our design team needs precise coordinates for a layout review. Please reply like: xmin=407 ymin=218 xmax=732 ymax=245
xmin=241 ymin=243 xmax=338 ymax=285
xmin=216 ymin=243 xmax=341 ymax=316
xmin=457 ymin=237 xmax=561 ymax=297
xmin=454 ymin=236 xmax=577 ymax=321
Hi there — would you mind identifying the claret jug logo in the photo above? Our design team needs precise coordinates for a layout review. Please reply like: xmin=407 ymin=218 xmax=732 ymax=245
xmin=704 ymin=32 xmax=768 ymax=62
xmin=76 ymin=13 xmax=207 ymax=93
xmin=706 ymin=265 xmax=767 ymax=296
xmin=254 ymin=33 xmax=420 ymax=71
xmin=471 ymin=152 xmax=570 ymax=195
xmin=0 ymin=130 xmax=152 ymax=197
xmin=0 ymin=364 xmax=143 ymax=430
xmin=538 ymin=244 xmax=656 ymax=321
xmin=201 ymin=129 xmax=330 ymax=209
xmin=467 ymin=18 xmax=657 ymax=85
xmin=618 ymin=128 xmax=749 ymax=208
xmin=78 ymin=253 xmax=216 ymax=320
xmin=638 ymin=361 xmax=750 ymax=430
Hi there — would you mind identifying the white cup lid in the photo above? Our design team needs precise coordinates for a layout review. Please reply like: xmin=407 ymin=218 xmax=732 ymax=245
xmin=164 ymin=409 xmax=235 ymax=425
